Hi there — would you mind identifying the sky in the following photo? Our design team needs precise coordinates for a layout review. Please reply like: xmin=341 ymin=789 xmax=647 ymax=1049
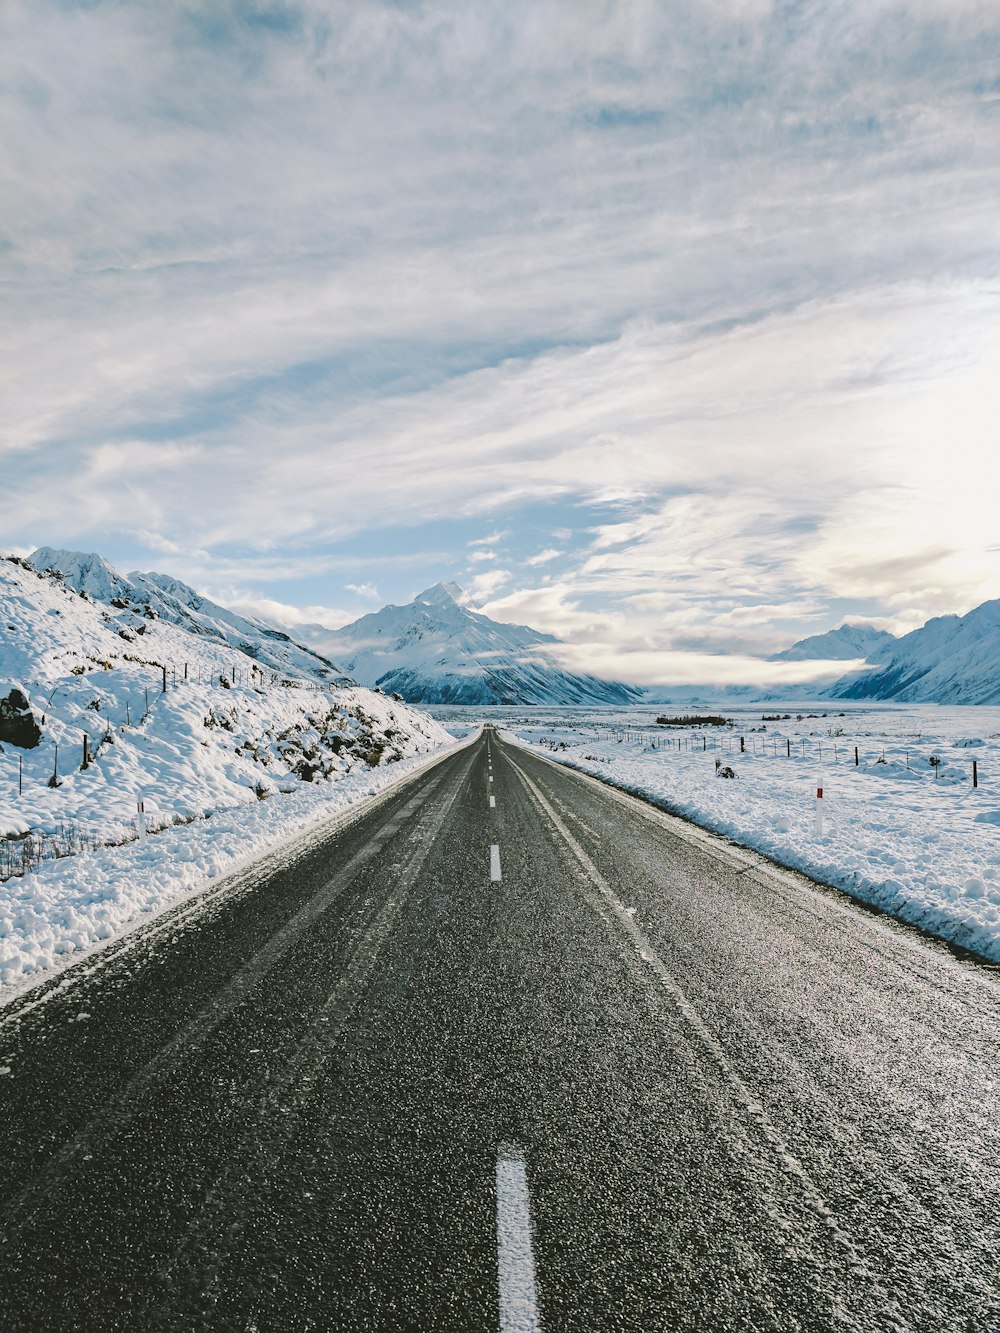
xmin=3 ymin=0 xmax=999 ymax=686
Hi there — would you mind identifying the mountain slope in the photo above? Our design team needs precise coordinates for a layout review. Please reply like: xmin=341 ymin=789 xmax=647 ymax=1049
xmin=29 ymin=547 xmax=347 ymax=686
xmin=1 ymin=554 xmax=451 ymax=853
xmin=770 ymin=624 xmax=898 ymax=664
xmin=307 ymin=583 xmax=644 ymax=706
xmin=828 ymin=599 xmax=1000 ymax=703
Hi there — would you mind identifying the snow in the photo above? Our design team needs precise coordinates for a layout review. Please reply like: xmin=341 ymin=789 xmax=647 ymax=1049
xmin=493 ymin=701 xmax=1000 ymax=963
xmin=29 ymin=546 xmax=347 ymax=686
xmin=8 ymin=541 xmax=1000 ymax=996
xmin=0 ymin=552 xmax=458 ymax=999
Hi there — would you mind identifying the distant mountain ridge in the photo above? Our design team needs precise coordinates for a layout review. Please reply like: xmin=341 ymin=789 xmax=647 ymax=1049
xmin=770 ymin=624 xmax=898 ymax=664
xmin=304 ymin=582 xmax=643 ymax=706
xmin=826 ymin=599 xmax=1000 ymax=704
xmin=28 ymin=547 xmax=347 ymax=686
xmin=24 ymin=550 xmax=1000 ymax=705
xmin=772 ymin=604 xmax=1000 ymax=704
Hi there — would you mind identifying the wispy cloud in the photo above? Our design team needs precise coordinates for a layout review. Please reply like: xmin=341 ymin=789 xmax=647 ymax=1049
xmin=222 ymin=595 xmax=353 ymax=631
xmin=468 ymin=568 xmax=512 ymax=605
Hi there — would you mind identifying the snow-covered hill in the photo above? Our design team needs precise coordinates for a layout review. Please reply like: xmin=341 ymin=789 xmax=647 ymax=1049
xmin=304 ymin=582 xmax=644 ymax=706
xmin=828 ymin=599 xmax=1000 ymax=704
xmin=29 ymin=547 xmax=347 ymax=686
xmin=0 ymin=553 xmax=451 ymax=859
xmin=770 ymin=624 xmax=898 ymax=664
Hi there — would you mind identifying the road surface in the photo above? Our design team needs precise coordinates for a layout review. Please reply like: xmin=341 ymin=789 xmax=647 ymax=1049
xmin=0 ymin=728 xmax=997 ymax=1331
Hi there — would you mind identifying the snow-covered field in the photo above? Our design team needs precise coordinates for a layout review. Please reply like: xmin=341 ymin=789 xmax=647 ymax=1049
xmin=0 ymin=672 xmax=448 ymax=852
xmin=471 ymin=701 xmax=1000 ymax=963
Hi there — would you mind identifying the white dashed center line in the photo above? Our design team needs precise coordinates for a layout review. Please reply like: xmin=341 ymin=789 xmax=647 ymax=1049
xmin=490 ymin=845 xmax=502 ymax=881
xmin=490 ymin=795 xmax=496 ymax=808
xmin=496 ymin=1145 xmax=542 ymax=1332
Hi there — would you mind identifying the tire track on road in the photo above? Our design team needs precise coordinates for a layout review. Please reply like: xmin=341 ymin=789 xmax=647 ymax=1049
xmin=146 ymin=745 xmax=476 ymax=1323
xmin=506 ymin=749 xmax=877 ymax=1308
xmin=0 ymin=756 xmax=464 ymax=1247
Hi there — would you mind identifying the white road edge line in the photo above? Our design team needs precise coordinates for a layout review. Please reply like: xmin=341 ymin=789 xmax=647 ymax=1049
xmin=496 ymin=1144 xmax=543 ymax=1333
xmin=497 ymin=733 xmax=1000 ymax=995
xmin=490 ymin=844 xmax=502 ymax=881
xmin=508 ymin=754 xmax=870 ymax=1277
xmin=490 ymin=795 xmax=496 ymax=808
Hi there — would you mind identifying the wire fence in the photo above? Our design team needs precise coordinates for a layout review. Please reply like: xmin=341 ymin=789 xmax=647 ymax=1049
xmin=1 ymin=659 xmax=347 ymax=806
xmin=0 ymin=823 xmax=105 ymax=882
xmin=594 ymin=727 xmax=985 ymax=787
xmin=0 ymin=811 xmax=197 ymax=883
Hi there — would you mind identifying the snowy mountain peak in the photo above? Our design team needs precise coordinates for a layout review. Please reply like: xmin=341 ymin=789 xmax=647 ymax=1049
xmin=416 ymin=582 xmax=467 ymax=608
xmin=26 ymin=547 xmax=346 ymax=685
xmin=131 ymin=570 xmax=201 ymax=603
xmin=771 ymin=623 xmax=898 ymax=664
xmin=29 ymin=547 xmax=133 ymax=603
xmin=962 ymin=598 xmax=1000 ymax=630
xmin=829 ymin=597 xmax=1000 ymax=704
xmin=300 ymin=587 xmax=641 ymax=706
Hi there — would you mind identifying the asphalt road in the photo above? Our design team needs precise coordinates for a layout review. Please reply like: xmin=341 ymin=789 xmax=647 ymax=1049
xmin=0 ymin=728 xmax=997 ymax=1332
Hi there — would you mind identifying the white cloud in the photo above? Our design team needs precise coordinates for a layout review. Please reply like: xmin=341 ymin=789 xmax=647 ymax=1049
xmin=548 ymin=641 xmax=854 ymax=689
xmin=345 ymin=582 xmax=380 ymax=600
xmin=222 ymin=596 xmax=354 ymax=631
xmin=525 ymin=548 xmax=562 ymax=566
xmin=468 ymin=568 xmax=512 ymax=604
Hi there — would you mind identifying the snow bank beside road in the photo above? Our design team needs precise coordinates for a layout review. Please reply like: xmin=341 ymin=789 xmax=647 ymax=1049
xmin=0 ymin=733 xmax=470 ymax=1001
xmin=506 ymin=720 xmax=1000 ymax=963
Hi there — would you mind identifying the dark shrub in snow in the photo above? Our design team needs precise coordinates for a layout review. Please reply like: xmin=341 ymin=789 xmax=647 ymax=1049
xmin=0 ymin=688 xmax=42 ymax=749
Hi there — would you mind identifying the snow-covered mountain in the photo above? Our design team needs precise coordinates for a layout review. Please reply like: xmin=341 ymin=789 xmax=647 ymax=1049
xmin=305 ymin=582 xmax=644 ymax=706
xmin=827 ymin=599 xmax=1000 ymax=704
xmin=29 ymin=547 xmax=347 ymax=686
xmin=770 ymin=624 xmax=898 ymax=664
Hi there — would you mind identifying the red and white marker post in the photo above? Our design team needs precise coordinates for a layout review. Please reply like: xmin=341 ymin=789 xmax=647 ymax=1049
xmin=137 ymin=794 xmax=146 ymax=840
xmin=815 ymin=781 xmax=824 ymax=836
